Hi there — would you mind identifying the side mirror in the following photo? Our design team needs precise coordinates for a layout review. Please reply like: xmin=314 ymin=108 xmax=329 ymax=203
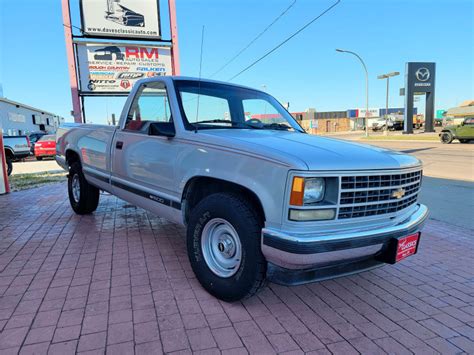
xmin=149 ymin=122 xmax=175 ymax=138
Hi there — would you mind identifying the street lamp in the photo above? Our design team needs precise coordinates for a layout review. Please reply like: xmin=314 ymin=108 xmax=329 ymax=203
xmin=377 ymin=71 xmax=400 ymax=134
xmin=336 ymin=49 xmax=369 ymax=137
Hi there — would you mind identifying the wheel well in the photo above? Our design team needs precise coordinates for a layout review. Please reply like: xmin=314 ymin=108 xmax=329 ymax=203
xmin=182 ymin=177 xmax=266 ymax=225
xmin=65 ymin=150 xmax=80 ymax=167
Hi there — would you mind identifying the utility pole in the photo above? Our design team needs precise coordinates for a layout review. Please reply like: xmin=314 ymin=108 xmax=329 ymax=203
xmin=377 ymin=72 xmax=400 ymax=135
xmin=336 ymin=49 xmax=369 ymax=137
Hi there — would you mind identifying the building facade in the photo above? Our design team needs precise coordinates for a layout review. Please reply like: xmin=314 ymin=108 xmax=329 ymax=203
xmin=292 ymin=107 xmax=419 ymax=134
xmin=0 ymin=98 xmax=64 ymax=136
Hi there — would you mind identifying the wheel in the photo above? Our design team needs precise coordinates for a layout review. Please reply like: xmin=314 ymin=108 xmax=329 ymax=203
xmin=36 ymin=156 xmax=43 ymax=161
xmin=68 ymin=162 xmax=100 ymax=214
xmin=6 ymin=156 xmax=12 ymax=176
xmin=440 ymin=132 xmax=453 ymax=144
xmin=187 ymin=193 xmax=267 ymax=302
xmin=459 ymin=139 xmax=469 ymax=144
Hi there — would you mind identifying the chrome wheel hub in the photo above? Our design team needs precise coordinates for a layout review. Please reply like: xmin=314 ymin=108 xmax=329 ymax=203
xmin=72 ymin=174 xmax=81 ymax=203
xmin=201 ymin=218 xmax=242 ymax=278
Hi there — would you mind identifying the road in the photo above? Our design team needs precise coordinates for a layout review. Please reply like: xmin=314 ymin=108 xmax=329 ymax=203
xmin=360 ymin=140 xmax=474 ymax=182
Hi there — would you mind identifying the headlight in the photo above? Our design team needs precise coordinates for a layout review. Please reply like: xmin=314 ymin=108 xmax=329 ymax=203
xmin=290 ymin=177 xmax=326 ymax=206
xmin=303 ymin=178 xmax=325 ymax=204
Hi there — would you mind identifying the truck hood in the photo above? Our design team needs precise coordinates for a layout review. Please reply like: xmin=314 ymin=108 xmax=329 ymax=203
xmin=200 ymin=130 xmax=421 ymax=171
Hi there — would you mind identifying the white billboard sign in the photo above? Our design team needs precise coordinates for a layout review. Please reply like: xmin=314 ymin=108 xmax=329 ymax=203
xmin=357 ymin=108 xmax=380 ymax=118
xmin=80 ymin=0 xmax=160 ymax=39
xmin=76 ymin=43 xmax=172 ymax=94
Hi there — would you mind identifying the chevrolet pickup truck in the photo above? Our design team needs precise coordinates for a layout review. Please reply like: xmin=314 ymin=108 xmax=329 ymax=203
xmin=56 ymin=76 xmax=429 ymax=301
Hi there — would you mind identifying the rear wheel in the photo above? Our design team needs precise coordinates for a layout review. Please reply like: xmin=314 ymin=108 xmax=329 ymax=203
xmin=440 ymin=132 xmax=453 ymax=144
xmin=459 ymin=139 xmax=469 ymax=144
xmin=68 ymin=162 xmax=100 ymax=214
xmin=36 ymin=156 xmax=43 ymax=161
xmin=187 ymin=193 xmax=266 ymax=302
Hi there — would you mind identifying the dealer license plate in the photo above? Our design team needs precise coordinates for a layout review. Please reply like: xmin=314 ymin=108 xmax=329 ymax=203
xmin=396 ymin=233 xmax=420 ymax=262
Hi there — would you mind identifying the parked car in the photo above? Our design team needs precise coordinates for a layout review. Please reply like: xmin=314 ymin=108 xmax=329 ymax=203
xmin=2 ymin=135 xmax=31 ymax=175
xmin=29 ymin=132 xmax=47 ymax=154
xmin=34 ymin=134 xmax=56 ymax=160
xmin=372 ymin=117 xmax=403 ymax=131
xmin=439 ymin=117 xmax=474 ymax=144
xmin=56 ymin=76 xmax=429 ymax=301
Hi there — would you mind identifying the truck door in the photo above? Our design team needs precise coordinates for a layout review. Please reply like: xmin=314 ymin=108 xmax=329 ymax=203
xmin=458 ymin=118 xmax=474 ymax=138
xmin=110 ymin=81 xmax=181 ymax=222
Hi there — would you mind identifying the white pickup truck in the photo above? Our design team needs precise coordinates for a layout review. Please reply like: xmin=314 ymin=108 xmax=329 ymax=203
xmin=56 ymin=76 xmax=428 ymax=301
xmin=3 ymin=135 xmax=31 ymax=175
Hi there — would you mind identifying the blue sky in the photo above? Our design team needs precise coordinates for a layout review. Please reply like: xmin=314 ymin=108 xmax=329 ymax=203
xmin=0 ymin=0 xmax=473 ymax=124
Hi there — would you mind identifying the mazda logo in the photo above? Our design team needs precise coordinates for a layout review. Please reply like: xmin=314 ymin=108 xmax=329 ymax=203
xmin=415 ymin=68 xmax=430 ymax=82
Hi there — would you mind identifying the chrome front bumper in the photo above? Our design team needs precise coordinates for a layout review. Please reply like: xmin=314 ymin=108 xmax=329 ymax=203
xmin=261 ymin=204 xmax=428 ymax=283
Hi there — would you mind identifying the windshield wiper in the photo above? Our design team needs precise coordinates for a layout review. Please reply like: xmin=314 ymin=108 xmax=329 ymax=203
xmin=262 ymin=123 xmax=291 ymax=131
xmin=195 ymin=119 xmax=235 ymax=125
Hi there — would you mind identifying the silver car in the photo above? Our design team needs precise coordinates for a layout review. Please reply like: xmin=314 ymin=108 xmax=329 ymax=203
xmin=56 ymin=76 xmax=429 ymax=301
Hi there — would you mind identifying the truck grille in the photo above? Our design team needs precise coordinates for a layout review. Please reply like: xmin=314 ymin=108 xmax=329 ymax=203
xmin=338 ymin=170 xmax=422 ymax=219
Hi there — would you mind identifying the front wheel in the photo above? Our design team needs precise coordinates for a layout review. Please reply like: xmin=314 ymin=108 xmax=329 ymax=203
xmin=187 ymin=193 xmax=266 ymax=302
xmin=6 ymin=156 xmax=12 ymax=176
xmin=68 ymin=162 xmax=100 ymax=214
xmin=440 ymin=132 xmax=453 ymax=144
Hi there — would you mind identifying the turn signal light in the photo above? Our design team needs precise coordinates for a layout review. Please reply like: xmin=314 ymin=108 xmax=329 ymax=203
xmin=290 ymin=176 xmax=305 ymax=206
xmin=289 ymin=208 xmax=336 ymax=221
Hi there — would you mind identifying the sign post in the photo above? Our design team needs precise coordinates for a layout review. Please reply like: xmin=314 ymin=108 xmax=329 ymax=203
xmin=168 ymin=0 xmax=180 ymax=75
xmin=404 ymin=62 xmax=436 ymax=133
xmin=0 ymin=130 xmax=10 ymax=195
xmin=61 ymin=0 xmax=83 ymax=123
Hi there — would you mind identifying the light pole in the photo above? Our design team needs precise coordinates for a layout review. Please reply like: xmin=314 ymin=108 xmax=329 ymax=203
xmin=336 ymin=49 xmax=369 ymax=137
xmin=377 ymin=71 xmax=400 ymax=135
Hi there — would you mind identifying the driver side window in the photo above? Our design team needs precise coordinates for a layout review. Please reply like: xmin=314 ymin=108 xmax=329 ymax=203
xmin=125 ymin=82 xmax=172 ymax=133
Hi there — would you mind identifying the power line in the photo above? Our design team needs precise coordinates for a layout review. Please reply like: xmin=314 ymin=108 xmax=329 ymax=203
xmin=209 ymin=0 xmax=297 ymax=78
xmin=228 ymin=0 xmax=341 ymax=81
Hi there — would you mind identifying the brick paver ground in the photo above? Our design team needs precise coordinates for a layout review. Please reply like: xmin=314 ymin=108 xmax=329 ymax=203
xmin=1 ymin=183 xmax=473 ymax=354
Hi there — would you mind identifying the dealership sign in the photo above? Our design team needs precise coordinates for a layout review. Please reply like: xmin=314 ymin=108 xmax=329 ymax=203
xmin=76 ymin=43 xmax=172 ymax=93
xmin=355 ymin=108 xmax=379 ymax=118
xmin=80 ymin=0 xmax=161 ymax=39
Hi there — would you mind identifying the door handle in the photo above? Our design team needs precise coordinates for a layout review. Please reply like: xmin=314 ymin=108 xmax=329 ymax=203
xmin=116 ymin=141 xmax=123 ymax=150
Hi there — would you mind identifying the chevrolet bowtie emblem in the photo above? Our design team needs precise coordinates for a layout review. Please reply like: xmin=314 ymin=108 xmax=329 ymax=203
xmin=392 ymin=188 xmax=406 ymax=199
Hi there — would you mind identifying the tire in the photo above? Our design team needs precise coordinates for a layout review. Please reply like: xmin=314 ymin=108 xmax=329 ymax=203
xmin=187 ymin=193 xmax=267 ymax=302
xmin=440 ymin=132 xmax=453 ymax=144
xmin=36 ymin=156 xmax=43 ymax=161
xmin=68 ymin=162 xmax=100 ymax=214
xmin=6 ymin=156 xmax=12 ymax=176
xmin=459 ymin=139 xmax=469 ymax=144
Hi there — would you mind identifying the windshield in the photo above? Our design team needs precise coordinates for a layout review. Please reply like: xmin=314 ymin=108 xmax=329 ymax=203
xmin=174 ymin=80 xmax=304 ymax=132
